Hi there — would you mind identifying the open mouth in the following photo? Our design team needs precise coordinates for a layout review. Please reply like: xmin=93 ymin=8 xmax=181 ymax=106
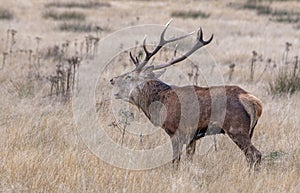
xmin=111 ymin=86 xmax=120 ymax=99
xmin=110 ymin=79 xmax=117 ymax=98
xmin=114 ymin=93 xmax=120 ymax=98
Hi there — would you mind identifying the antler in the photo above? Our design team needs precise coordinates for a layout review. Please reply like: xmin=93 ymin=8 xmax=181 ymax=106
xmin=152 ymin=27 xmax=213 ymax=70
xmin=131 ymin=19 xmax=195 ymax=71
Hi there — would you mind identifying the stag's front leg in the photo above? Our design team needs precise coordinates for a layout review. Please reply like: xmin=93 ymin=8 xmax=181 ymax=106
xmin=171 ymin=135 xmax=184 ymax=169
xmin=186 ymin=139 xmax=196 ymax=162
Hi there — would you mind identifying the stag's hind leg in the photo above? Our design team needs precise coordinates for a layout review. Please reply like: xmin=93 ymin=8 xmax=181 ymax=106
xmin=171 ymin=135 xmax=184 ymax=169
xmin=227 ymin=127 xmax=261 ymax=167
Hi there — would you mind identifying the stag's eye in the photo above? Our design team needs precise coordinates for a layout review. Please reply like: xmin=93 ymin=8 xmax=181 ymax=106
xmin=126 ymin=75 xmax=132 ymax=79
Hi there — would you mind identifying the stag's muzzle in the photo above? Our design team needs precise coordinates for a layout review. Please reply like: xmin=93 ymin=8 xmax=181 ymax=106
xmin=110 ymin=78 xmax=115 ymax=85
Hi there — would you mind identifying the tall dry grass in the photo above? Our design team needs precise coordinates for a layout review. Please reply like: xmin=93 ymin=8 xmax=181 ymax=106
xmin=0 ymin=82 xmax=299 ymax=192
xmin=0 ymin=0 xmax=300 ymax=192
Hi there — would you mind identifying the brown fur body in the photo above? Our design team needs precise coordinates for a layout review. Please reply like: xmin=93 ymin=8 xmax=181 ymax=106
xmin=130 ymin=79 xmax=263 ymax=166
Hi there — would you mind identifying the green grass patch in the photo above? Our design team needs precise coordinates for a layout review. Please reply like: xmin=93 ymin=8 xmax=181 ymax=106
xmin=0 ymin=8 xmax=13 ymax=20
xmin=10 ymin=79 xmax=35 ymax=98
xmin=171 ymin=10 xmax=210 ymax=19
xmin=58 ymin=22 xmax=109 ymax=33
xmin=262 ymin=151 xmax=287 ymax=166
xmin=45 ymin=1 xmax=111 ymax=9
xmin=43 ymin=11 xmax=86 ymax=21
xmin=58 ymin=22 xmax=93 ymax=32
xmin=242 ymin=2 xmax=272 ymax=15
xmin=243 ymin=0 xmax=300 ymax=24
xmin=268 ymin=70 xmax=300 ymax=95
xmin=272 ymin=10 xmax=300 ymax=23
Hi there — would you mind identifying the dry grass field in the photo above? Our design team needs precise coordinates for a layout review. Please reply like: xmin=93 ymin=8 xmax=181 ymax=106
xmin=0 ymin=0 xmax=300 ymax=192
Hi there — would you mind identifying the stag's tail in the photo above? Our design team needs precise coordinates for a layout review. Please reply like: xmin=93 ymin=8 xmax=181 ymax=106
xmin=238 ymin=93 xmax=263 ymax=138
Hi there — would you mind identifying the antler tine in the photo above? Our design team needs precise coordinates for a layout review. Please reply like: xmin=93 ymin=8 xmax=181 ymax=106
xmin=159 ymin=19 xmax=195 ymax=48
xmin=134 ymin=19 xmax=194 ymax=71
xmin=142 ymin=35 xmax=151 ymax=58
xmin=173 ymin=44 xmax=178 ymax=57
xmin=159 ymin=19 xmax=173 ymax=44
xmin=153 ymin=27 xmax=213 ymax=70
xmin=135 ymin=56 xmax=140 ymax=64
xmin=197 ymin=27 xmax=203 ymax=42
xmin=130 ymin=51 xmax=138 ymax=66
xmin=194 ymin=27 xmax=214 ymax=49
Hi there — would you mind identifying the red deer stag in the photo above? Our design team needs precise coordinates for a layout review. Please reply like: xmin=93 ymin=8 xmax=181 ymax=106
xmin=110 ymin=20 xmax=263 ymax=168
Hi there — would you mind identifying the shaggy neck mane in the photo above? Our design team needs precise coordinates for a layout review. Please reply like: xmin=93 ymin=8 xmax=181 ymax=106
xmin=131 ymin=79 xmax=171 ymax=118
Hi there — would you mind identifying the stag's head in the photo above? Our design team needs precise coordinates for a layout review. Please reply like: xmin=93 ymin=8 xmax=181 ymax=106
xmin=110 ymin=20 xmax=213 ymax=103
xmin=109 ymin=67 xmax=161 ymax=102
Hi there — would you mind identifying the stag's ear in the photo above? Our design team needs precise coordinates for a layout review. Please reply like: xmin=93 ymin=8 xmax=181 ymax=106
xmin=153 ymin=69 xmax=166 ymax=78
xmin=143 ymin=66 xmax=166 ymax=78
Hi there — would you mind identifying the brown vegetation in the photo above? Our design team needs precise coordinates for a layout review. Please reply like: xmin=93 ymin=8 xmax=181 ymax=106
xmin=0 ymin=0 xmax=299 ymax=192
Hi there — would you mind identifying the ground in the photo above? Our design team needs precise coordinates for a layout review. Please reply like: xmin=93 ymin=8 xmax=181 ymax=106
xmin=0 ymin=0 xmax=299 ymax=192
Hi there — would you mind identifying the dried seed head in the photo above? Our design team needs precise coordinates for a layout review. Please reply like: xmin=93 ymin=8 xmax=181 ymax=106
xmin=11 ymin=29 xmax=17 ymax=35
xmin=229 ymin=63 xmax=235 ymax=69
